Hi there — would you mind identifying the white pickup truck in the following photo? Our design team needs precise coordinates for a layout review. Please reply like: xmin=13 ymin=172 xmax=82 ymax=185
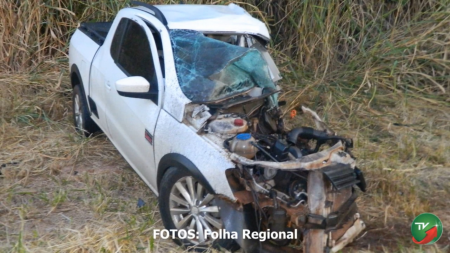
xmin=69 ymin=2 xmax=366 ymax=252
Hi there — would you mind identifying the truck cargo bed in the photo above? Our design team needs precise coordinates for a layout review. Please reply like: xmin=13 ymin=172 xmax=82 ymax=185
xmin=79 ymin=22 xmax=112 ymax=46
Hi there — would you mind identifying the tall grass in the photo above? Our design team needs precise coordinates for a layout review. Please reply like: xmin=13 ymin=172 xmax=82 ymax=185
xmin=258 ymin=0 xmax=449 ymax=97
xmin=1 ymin=0 xmax=449 ymax=97
xmin=0 ymin=0 xmax=127 ymax=72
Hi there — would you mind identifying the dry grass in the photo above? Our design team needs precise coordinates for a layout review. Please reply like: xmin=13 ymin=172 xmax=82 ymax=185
xmin=1 ymin=0 xmax=450 ymax=252
xmin=0 ymin=71 xmax=174 ymax=252
xmin=0 ymin=0 xmax=127 ymax=71
xmin=281 ymin=77 xmax=450 ymax=252
xmin=1 ymin=70 xmax=449 ymax=253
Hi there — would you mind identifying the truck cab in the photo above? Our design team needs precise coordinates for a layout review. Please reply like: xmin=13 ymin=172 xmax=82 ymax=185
xmin=69 ymin=2 xmax=281 ymax=197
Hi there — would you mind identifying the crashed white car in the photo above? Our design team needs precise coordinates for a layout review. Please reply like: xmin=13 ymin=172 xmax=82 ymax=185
xmin=69 ymin=2 xmax=366 ymax=252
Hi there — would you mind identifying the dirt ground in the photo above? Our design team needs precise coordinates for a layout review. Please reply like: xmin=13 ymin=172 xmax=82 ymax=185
xmin=1 ymin=71 xmax=449 ymax=252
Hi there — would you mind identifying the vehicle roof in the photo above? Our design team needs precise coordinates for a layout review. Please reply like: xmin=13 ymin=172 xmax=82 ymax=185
xmin=153 ymin=4 xmax=270 ymax=41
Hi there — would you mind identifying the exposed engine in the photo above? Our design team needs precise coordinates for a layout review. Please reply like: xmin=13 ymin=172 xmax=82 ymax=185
xmin=184 ymin=93 xmax=366 ymax=252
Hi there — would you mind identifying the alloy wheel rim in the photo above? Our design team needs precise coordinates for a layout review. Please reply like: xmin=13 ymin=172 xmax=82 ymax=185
xmin=169 ymin=176 xmax=222 ymax=244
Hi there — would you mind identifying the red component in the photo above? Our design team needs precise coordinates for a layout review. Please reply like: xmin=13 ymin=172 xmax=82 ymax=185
xmin=412 ymin=226 xmax=438 ymax=244
xmin=144 ymin=130 xmax=153 ymax=145
xmin=290 ymin=109 xmax=297 ymax=119
xmin=234 ymin=119 xmax=244 ymax=126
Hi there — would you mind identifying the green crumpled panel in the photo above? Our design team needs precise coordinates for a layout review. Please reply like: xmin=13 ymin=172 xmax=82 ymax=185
xmin=170 ymin=29 xmax=277 ymax=103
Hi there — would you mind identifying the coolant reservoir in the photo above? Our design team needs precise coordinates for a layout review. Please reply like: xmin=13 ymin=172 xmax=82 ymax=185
xmin=230 ymin=133 xmax=257 ymax=159
xmin=208 ymin=114 xmax=248 ymax=134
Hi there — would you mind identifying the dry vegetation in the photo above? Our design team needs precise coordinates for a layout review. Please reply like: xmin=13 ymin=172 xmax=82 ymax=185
xmin=1 ymin=0 xmax=449 ymax=252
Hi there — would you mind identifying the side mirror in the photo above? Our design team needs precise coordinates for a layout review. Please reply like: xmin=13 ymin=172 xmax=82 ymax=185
xmin=116 ymin=76 xmax=150 ymax=93
xmin=115 ymin=76 xmax=156 ymax=99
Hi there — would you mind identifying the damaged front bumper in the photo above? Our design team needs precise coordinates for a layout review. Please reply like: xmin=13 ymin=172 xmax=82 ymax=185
xmin=331 ymin=213 xmax=365 ymax=252
xmin=216 ymin=194 xmax=365 ymax=253
xmin=230 ymin=141 xmax=355 ymax=171
xmin=217 ymin=140 xmax=366 ymax=252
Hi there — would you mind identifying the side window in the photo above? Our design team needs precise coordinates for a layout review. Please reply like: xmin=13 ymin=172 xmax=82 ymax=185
xmin=110 ymin=18 xmax=159 ymax=103
xmin=110 ymin=18 xmax=128 ymax=63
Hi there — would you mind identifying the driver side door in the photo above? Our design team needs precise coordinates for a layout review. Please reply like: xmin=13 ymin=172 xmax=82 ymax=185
xmin=98 ymin=16 xmax=164 ymax=193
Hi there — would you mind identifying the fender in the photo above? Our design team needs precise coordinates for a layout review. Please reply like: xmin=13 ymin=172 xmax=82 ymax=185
xmin=70 ymin=64 xmax=83 ymax=89
xmin=157 ymin=153 xmax=214 ymax=194
xmin=70 ymin=64 xmax=98 ymax=118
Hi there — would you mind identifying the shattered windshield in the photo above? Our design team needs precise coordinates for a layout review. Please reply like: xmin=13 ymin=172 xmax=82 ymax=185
xmin=169 ymin=30 xmax=278 ymax=104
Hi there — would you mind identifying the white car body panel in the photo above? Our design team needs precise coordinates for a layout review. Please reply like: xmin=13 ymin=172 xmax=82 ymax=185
xmin=153 ymin=110 xmax=236 ymax=198
xmin=68 ymin=30 xmax=99 ymax=96
xmin=89 ymin=38 xmax=111 ymax=134
xmin=69 ymin=31 xmax=113 ymax=133
xmin=155 ymin=4 xmax=270 ymax=40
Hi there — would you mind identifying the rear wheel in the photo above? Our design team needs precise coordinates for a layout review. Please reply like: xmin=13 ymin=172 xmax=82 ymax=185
xmin=159 ymin=167 xmax=239 ymax=252
xmin=72 ymin=85 xmax=99 ymax=136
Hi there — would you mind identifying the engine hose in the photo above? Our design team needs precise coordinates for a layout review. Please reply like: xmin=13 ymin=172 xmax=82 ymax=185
xmin=286 ymin=127 xmax=330 ymax=144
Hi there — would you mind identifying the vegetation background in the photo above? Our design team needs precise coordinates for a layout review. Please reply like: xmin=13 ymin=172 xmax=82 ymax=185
xmin=0 ymin=0 xmax=449 ymax=252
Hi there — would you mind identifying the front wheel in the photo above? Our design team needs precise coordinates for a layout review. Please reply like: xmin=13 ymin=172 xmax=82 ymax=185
xmin=159 ymin=167 xmax=239 ymax=252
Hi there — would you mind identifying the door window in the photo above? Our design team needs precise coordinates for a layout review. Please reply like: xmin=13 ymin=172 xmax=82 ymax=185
xmin=110 ymin=18 xmax=127 ymax=63
xmin=110 ymin=18 xmax=158 ymax=103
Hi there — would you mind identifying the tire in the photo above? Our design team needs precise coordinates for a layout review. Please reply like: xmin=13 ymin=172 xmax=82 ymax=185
xmin=159 ymin=167 xmax=240 ymax=252
xmin=72 ymin=85 xmax=99 ymax=137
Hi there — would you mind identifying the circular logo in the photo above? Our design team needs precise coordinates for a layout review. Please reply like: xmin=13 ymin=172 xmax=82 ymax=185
xmin=411 ymin=213 xmax=443 ymax=245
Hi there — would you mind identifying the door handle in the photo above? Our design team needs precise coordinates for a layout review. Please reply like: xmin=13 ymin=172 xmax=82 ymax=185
xmin=106 ymin=81 xmax=111 ymax=90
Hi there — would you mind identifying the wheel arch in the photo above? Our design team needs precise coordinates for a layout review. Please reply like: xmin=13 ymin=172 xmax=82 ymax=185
xmin=157 ymin=153 xmax=214 ymax=194
xmin=70 ymin=64 xmax=83 ymax=88
xmin=70 ymin=64 xmax=89 ymax=102
xmin=71 ymin=64 xmax=94 ymax=115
